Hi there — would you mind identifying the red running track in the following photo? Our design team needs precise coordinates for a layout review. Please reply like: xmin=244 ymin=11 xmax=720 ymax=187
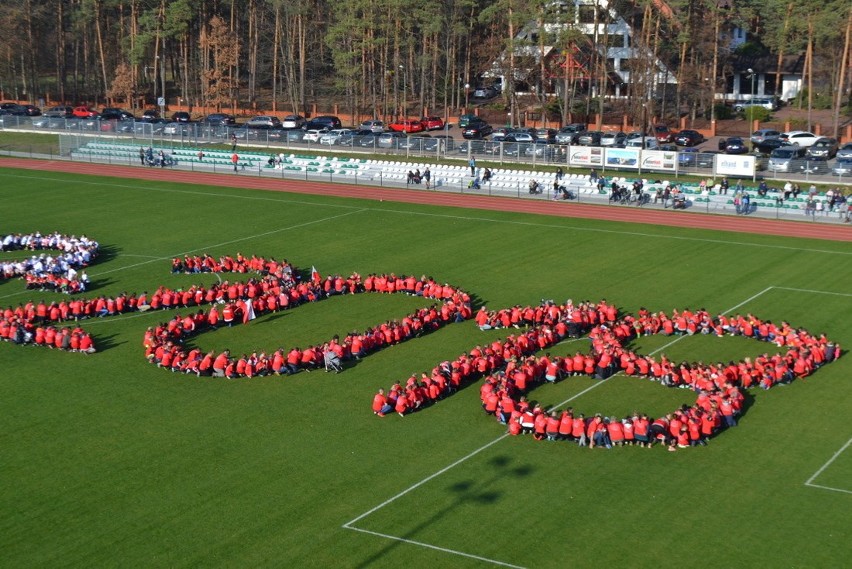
xmin=3 ymin=158 xmax=851 ymax=242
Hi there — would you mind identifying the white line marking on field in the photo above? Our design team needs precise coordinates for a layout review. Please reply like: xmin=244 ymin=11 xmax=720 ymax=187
xmin=344 ymin=526 xmax=527 ymax=569
xmin=342 ymin=290 xmax=771 ymax=565
xmin=772 ymin=287 xmax=852 ymax=298
xmin=2 ymin=171 xmax=849 ymax=256
xmin=120 ymin=254 xmax=163 ymax=259
xmin=377 ymin=208 xmax=852 ymax=256
xmin=804 ymin=436 xmax=852 ymax=495
xmin=0 ymin=172 xmax=362 ymax=211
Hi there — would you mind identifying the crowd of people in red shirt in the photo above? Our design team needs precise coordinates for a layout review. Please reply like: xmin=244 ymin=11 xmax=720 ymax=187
xmin=143 ymin=258 xmax=473 ymax=378
xmin=372 ymin=299 xmax=840 ymax=450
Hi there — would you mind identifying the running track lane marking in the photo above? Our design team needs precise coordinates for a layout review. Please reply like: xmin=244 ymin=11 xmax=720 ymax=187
xmin=1 ymin=171 xmax=849 ymax=257
xmin=341 ymin=290 xmax=771 ymax=566
xmin=804 ymin=436 xmax=852 ymax=495
xmin=0 ymin=209 xmax=367 ymax=301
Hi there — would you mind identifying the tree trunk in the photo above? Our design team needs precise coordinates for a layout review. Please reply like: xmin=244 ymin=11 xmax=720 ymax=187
xmin=833 ymin=8 xmax=852 ymax=138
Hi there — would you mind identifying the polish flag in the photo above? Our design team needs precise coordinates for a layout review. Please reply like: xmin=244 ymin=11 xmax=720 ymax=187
xmin=243 ymin=298 xmax=256 ymax=323
xmin=311 ymin=265 xmax=321 ymax=284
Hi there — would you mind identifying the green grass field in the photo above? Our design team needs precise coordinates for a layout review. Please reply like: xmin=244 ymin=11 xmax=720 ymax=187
xmin=1 ymin=166 xmax=850 ymax=568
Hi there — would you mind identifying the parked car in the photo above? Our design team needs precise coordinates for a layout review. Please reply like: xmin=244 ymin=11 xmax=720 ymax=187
xmin=653 ymin=124 xmax=673 ymax=143
xmin=555 ymin=124 xmax=585 ymax=144
xmin=456 ymin=140 xmax=492 ymax=154
xmin=282 ymin=129 xmax=305 ymax=143
xmin=462 ymin=122 xmax=493 ymax=139
xmin=133 ymin=117 xmax=168 ymax=134
xmin=491 ymin=127 xmax=515 ymax=142
xmin=674 ymin=129 xmax=705 ymax=146
xmin=377 ymin=131 xmax=406 ymax=148
xmin=534 ymin=128 xmax=557 ymax=144
xmin=45 ymin=106 xmax=74 ymax=118
xmin=359 ymin=119 xmax=384 ymax=133
xmin=304 ymin=115 xmax=342 ymax=130
xmin=837 ymin=142 xmax=852 ymax=159
xmin=246 ymin=115 xmax=281 ymax=128
xmin=624 ymin=136 xmax=659 ymax=149
xmin=457 ymin=114 xmax=479 ymax=128
xmin=750 ymin=128 xmax=781 ymax=145
xmin=281 ymin=114 xmax=305 ymax=129
xmin=388 ymin=119 xmax=424 ymax=133
xmin=523 ymin=140 xmax=553 ymax=157
xmin=171 ymin=111 xmax=192 ymax=122
xmin=203 ymin=113 xmax=236 ymax=126
xmin=719 ymin=137 xmax=749 ymax=154
xmin=600 ymin=131 xmax=627 ymax=147
xmin=780 ymin=130 xmax=820 ymax=147
xmin=831 ymin=157 xmax=852 ymax=176
xmin=101 ymin=108 xmax=135 ymax=121
xmin=470 ymin=85 xmax=500 ymax=100
xmin=302 ymin=129 xmax=323 ymax=142
xmin=141 ymin=109 xmax=160 ymax=121
xmin=796 ymin=158 xmax=831 ymax=174
xmin=753 ymin=138 xmax=791 ymax=155
xmin=356 ymin=134 xmax=379 ymax=148
xmin=577 ymin=131 xmax=603 ymax=146
xmin=420 ymin=116 xmax=445 ymax=130
xmin=72 ymin=106 xmax=99 ymax=118
xmin=398 ymin=134 xmax=431 ymax=150
xmin=422 ymin=135 xmax=455 ymax=152
xmin=8 ymin=104 xmax=41 ymax=116
xmin=319 ymin=128 xmax=352 ymax=145
xmin=733 ymin=97 xmax=778 ymax=112
xmin=504 ymin=132 xmax=535 ymax=143
xmin=806 ymin=137 xmax=838 ymax=159
xmin=768 ymin=145 xmax=807 ymax=172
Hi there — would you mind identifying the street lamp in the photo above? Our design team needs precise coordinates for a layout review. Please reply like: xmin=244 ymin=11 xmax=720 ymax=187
xmin=464 ymin=83 xmax=470 ymax=111
xmin=747 ymin=68 xmax=756 ymax=149
xmin=399 ymin=64 xmax=406 ymax=120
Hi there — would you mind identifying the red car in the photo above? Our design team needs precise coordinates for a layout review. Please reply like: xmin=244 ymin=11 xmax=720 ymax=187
xmin=420 ymin=116 xmax=445 ymax=130
xmin=654 ymin=124 xmax=673 ymax=143
xmin=72 ymin=106 xmax=99 ymax=118
xmin=388 ymin=119 xmax=425 ymax=134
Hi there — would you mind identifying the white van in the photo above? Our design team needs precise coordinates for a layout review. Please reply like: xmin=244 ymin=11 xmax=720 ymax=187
xmin=625 ymin=136 xmax=658 ymax=150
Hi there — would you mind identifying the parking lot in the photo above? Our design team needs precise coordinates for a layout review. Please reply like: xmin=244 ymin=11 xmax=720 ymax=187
xmin=2 ymin=113 xmax=850 ymax=187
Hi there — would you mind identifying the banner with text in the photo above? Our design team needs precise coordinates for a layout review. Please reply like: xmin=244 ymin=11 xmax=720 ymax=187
xmin=715 ymin=154 xmax=756 ymax=177
xmin=569 ymin=146 xmax=604 ymax=167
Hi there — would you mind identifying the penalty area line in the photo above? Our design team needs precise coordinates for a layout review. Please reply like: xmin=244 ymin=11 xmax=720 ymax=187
xmin=342 ymin=287 xmax=773 ymax=564
xmin=804 ymin=435 xmax=852 ymax=495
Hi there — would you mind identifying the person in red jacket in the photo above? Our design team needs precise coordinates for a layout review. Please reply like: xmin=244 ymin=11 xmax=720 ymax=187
xmin=372 ymin=388 xmax=392 ymax=416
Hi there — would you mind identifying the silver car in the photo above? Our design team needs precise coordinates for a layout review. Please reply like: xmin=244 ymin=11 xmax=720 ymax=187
xmin=767 ymin=146 xmax=806 ymax=172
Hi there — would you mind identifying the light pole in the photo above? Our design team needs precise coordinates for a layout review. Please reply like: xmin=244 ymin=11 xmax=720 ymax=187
xmin=747 ymin=68 xmax=756 ymax=149
xmin=399 ymin=64 xmax=406 ymax=120
xmin=464 ymin=83 xmax=470 ymax=111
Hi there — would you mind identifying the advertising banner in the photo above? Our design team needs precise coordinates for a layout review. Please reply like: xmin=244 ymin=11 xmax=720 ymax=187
xmin=569 ymin=146 xmax=603 ymax=167
xmin=715 ymin=154 xmax=756 ymax=177
xmin=604 ymin=148 xmax=640 ymax=169
xmin=640 ymin=150 xmax=678 ymax=172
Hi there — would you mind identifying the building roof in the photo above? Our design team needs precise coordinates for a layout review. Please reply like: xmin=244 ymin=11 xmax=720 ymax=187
xmin=729 ymin=53 xmax=805 ymax=75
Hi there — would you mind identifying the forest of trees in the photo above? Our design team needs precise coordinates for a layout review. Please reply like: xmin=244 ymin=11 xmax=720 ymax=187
xmin=0 ymin=0 xmax=849 ymax=126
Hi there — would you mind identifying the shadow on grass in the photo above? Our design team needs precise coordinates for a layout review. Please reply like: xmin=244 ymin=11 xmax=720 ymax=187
xmin=91 ymin=332 xmax=124 ymax=352
xmin=352 ymin=454 xmax=533 ymax=569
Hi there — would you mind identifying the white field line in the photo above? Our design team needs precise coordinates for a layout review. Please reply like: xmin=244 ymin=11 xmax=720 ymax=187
xmin=2 ymin=171 xmax=850 ymax=257
xmin=341 ymin=289 xmax=770 ymax=566
xmin=0 ymin=209 xmax=367 ymax=301
xmin=343 ymin=526 xmax=527 ymax=569
xmin=804 ymin=436 xmax=852 ymax=495
xmin=771 ymin=286 xmax=852 ymax=298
